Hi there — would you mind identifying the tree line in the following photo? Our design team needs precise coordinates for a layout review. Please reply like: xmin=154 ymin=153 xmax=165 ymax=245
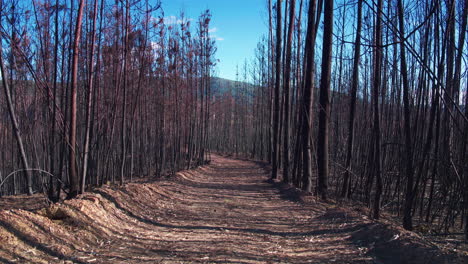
xmin=1 ymin=0 xmax=468 ymax=242
xmin=0 ymin=0 xmax=216 ymax=200
xmin=210 ymin=0 xmax=468 ymax=238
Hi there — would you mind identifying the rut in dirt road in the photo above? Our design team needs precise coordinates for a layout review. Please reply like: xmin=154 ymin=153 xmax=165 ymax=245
xmin=0 ymin=156 xmax=373 ymax=263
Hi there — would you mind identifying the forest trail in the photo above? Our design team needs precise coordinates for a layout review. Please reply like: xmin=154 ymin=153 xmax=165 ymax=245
xmin=0 ymin=155 xmax=459 ymax=263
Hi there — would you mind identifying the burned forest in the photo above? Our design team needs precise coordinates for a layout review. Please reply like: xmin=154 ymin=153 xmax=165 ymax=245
xmin=0 ymin=0 xmax=467 ymax=263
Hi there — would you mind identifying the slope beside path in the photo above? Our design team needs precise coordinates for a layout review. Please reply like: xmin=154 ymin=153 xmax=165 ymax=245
xmin=0 ymin=155 xmax=461 ymax=263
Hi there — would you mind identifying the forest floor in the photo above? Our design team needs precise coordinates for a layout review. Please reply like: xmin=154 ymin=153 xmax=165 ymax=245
xmin=0 ymin=155 xmax=466 ymax=263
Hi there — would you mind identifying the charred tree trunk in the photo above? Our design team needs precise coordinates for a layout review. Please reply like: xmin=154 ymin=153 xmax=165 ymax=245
xmin=81 ymin=0 xmax=99 ymax=194
xmin=120 ymin=0 xmax=130 ymax=185
xmin=397 ymin=0 xmax=415 ymax=231
xmin=301 ymin=0 xmax=317 ymax=192
xmin=282 ymin=0 xmax=296 ymax=183
xmin=0 ymin=34 xmax=33 ymax=196
xmin=48 ymin=0 xmax=61 ymax=202
xmin=272 ymin=0 xmax=282 ymax=180
xmin=372 ymin=0 xmax=383 ymax=219
xmin=68 ymin=0 xmax=85 ymax=199
xmin=316 ymin=0 xmax=333 ymax=200
xmin=341 ymin=0 xmax=362 ymax=199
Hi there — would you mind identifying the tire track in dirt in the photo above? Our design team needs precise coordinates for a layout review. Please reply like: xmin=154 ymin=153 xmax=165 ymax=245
xmin=0 ymin=155 xmax=413 ymax=263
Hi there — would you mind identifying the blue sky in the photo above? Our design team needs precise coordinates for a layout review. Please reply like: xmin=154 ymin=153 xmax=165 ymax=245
xmin=162 ymin=0 xmax=268 ymax=80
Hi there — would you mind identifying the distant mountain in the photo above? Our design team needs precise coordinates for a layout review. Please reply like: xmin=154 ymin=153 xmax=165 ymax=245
xmin=210 ymin=77 xmax=256 ymax=98
xmin=210 ymin=77 xmax=237 ymax=96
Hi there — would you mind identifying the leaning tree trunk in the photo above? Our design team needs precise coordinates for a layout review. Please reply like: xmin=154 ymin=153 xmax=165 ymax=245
xmin=0 ymin=32 xmax=33 ymax=196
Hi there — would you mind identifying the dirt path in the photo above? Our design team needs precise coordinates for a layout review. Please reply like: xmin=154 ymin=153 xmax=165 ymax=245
xmin=0 ymin=155 xmax=460 ymax=263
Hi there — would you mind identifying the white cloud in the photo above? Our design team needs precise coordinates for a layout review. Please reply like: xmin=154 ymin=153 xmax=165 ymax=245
xmin=209 ymin=34 xmax=224 ymax=41
xmin=208 ymin=27 xmax=218 ymax=33
xmin=164 ymin=15 xmax=193 ymax=25
xmin=150 ymin=41 xmax=161 ymax=51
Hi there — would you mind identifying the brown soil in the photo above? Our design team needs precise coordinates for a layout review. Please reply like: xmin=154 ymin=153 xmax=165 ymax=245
xmin=0 ymin=155 xmax=465 ymax=263
xmin=0 ymin=194 xmax=49 ymax=212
